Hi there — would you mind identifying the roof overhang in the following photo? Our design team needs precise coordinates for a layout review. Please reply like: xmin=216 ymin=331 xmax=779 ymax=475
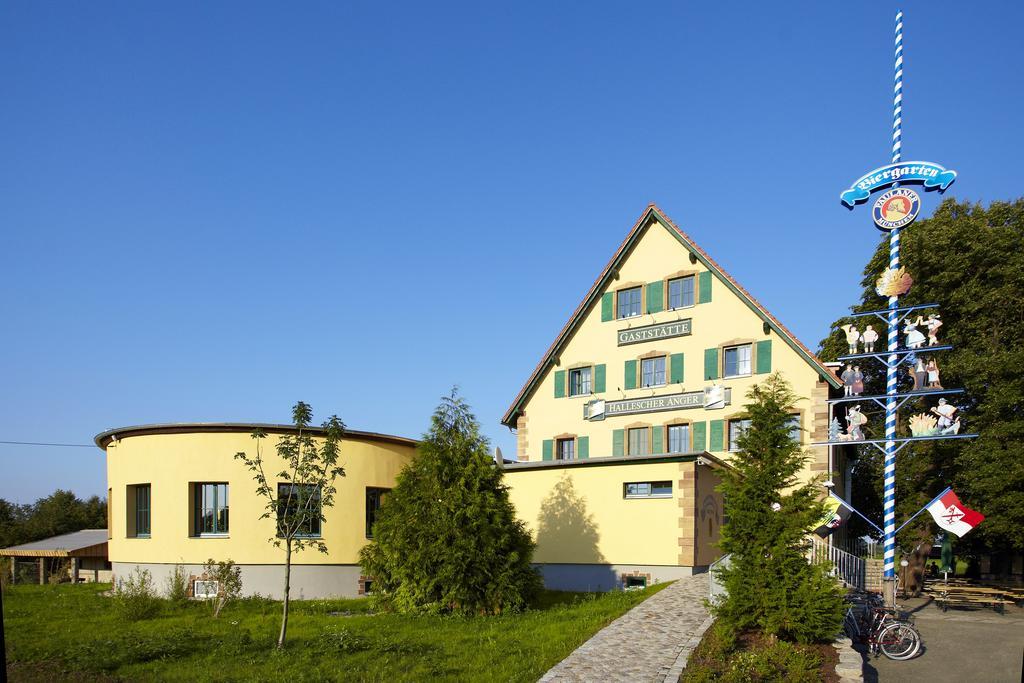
xmin=501 ymin=204 xmax=841 ymax=427
xmin=95 ymin=423 xmax=418 ymax=450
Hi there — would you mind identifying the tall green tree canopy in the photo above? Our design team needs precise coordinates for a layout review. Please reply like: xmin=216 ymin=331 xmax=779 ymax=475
xmin=820 ymin=198 xmax=1024 ymax=560
xmin=714 ymin=374 xmax=845 ymax=643
xmin=359 ymin=389 xmax=540 ymax=615
xmin=0 ymin=490 xmax=107 ymax=549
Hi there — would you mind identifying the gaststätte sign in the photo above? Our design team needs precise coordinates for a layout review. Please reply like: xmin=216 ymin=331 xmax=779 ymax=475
xmin=872 ymin=188 xmax=921 ymax=230
xmin=583 ymin=386 xmax=732 ymax=421
xmin=840 ymin=161 xmax=957 ymax=208
xmin=617 ymin=319 xmax=692 ymax=346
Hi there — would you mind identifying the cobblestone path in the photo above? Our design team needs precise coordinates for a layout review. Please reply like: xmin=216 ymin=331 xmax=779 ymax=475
xmin=539 ymin=573 xmax=713 ymax=683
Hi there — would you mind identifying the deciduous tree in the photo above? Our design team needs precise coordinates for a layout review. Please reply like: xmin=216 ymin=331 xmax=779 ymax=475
xmin=235 ymin=402 xmax=345 ymax=648
xmin=820 ymin=198 xmax=1024 ymax=590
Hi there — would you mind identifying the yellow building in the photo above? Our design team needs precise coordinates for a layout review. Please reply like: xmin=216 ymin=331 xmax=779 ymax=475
xmin=96 ymin=423 xmax=416 ymax=599
xmin=500 ymin=204 xmax=844 ymax=590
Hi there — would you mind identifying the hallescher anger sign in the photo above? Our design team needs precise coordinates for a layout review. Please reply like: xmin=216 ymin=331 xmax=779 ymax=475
xmin=584 ymin=386 xmax=732 ymax=421
xmin=617 ymin=319 xmax=692 ymax=346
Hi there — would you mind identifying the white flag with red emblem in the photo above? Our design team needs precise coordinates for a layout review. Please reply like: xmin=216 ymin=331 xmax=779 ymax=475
xmin=927 ymin=488 xmax=984 ymax=538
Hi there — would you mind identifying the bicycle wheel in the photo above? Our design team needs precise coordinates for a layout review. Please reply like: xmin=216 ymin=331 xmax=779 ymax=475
xmin=878 ymin=622 xmax=921 ymax=660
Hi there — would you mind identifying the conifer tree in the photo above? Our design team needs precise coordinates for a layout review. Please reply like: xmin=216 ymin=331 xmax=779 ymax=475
xmin=359 ymin=389 xmax=541 ymax=615
xmin=713 ymin=374 xmax=845 ymax=643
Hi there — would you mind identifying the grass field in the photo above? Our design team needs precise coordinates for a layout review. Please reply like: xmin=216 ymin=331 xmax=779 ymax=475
xmin=2 ymin=582 xmax=666 ymax=682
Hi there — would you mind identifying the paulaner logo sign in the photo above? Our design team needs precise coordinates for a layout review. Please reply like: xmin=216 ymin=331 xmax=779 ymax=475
xmin=872 ymin=188 xmax=921 ymax=230
xmin=617 ymin=319 xmax=692 ymax=346
xmin=840 ymin=161 xmax=957 ymax=208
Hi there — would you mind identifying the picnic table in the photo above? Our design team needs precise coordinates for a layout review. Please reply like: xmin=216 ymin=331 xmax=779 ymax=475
xmin=924 ymin=580 xmax=1022 ymax=613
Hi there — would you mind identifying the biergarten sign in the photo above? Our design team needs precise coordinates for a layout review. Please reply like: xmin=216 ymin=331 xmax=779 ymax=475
xmin=839 ymin=161 xmax=957 ymax=208
xmin=584 ymin=386 xmax=731 ymax=421
xmin=617 ymin=319 xmax=692 ymax=346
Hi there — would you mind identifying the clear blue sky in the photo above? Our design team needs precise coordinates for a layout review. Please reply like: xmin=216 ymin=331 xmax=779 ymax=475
xmin=1 ymin=1 xmax=1021 ymax=503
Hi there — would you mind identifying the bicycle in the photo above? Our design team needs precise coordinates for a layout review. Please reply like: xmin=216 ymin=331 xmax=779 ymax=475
xmin=843 ymin=591 xmax=922 ymax=660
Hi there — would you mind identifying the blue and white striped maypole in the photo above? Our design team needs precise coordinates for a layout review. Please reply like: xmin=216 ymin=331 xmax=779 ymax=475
xmin=882 ymin=9 xmax=904 ymax=583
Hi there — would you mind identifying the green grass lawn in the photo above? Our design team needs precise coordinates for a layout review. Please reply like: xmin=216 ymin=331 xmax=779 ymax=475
xmin=3 ymin=582 xmax=666 ymax=682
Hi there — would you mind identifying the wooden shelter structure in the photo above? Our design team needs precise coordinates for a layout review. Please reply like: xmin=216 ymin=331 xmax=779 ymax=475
xmin=0 ymin=529 xmax=109 ymax=584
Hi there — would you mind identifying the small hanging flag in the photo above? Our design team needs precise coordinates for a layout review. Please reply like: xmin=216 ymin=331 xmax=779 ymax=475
xmin=927 ymin=489 xmax=985 ymax=538
xmin=814 ymin=495 xmax=853 ymax=537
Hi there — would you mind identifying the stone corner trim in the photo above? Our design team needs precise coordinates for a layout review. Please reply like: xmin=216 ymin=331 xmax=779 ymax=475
xmin=832 ymin=634 xmax=864 ymax=682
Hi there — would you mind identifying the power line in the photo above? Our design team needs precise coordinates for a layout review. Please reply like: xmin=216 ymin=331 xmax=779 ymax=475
xmin=0 ymin=440 xmax=96 ymax=448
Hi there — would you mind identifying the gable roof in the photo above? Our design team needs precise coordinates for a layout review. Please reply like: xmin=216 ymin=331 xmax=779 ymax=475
xmin=501 ymin=203 xmax=841 ymax=427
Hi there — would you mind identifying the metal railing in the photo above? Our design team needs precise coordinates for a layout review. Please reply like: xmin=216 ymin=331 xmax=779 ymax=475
xmin=809 ymin=536 xmax=867 ymax=590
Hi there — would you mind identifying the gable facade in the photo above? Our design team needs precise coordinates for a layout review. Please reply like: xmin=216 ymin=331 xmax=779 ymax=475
xmin=501 ymin=205 xmax=843 ymax=589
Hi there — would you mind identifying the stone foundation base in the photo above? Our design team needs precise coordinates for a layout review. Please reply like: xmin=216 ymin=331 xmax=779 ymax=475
xmin=535 ymin=563 xmax=705 ymax=592
xmin=111 ymin=562 xmax=364 ymax=600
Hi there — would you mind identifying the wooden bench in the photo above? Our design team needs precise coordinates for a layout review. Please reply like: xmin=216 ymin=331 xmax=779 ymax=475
xmin=935 ymin=592 xmax=1016 ymax=613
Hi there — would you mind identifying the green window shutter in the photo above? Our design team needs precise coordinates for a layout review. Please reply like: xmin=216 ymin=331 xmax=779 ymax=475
xmin=624 ymin=359 xmax=637 ymax=390
xmin=594 ymin=364 xmax=606 ymax=393
xmin=652 ymin=427 xmax=663 ymax=454
xmin=670 ymin=353 xmax=684 ymax=383
xmin=698 ymin=271 xmax=713 ymax=303
xmin=692 ymin=422 xmax=707 ymax=451
xmin=553 ymin=370 xmax=566 ymax=398
xmin=542 ymin=439 xmax=553 ymax=461
xmin=601 ymin=292 xmax=614 ymax=322
xmin=756 ymin=339 xmax=772 ymax=374
xmin=704 ymin=348 xmax=719 ymax=380
xmin=612 ymin=429 xmax=624 ymax=457
xmin=577 ymin=436 xmax=589 ymax=459
xmin=709 ymin=420 xmax=724 ymax=452
xmin=646 ymin=281 xmax=664 ymax=314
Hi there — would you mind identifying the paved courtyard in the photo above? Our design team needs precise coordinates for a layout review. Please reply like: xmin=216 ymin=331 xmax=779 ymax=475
xmin=862 ymin=597 xmax=1024 ymax=682
xmin=540 ymin=573 xmax=713 ymax=683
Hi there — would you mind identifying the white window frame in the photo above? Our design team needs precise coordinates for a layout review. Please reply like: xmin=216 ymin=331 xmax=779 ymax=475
xmin=556 ymin=438 xmax=576 ymax=461
xmin=728 ymin=418 xmax=752 ymax=452
xmin=568 ymin=367 xmax=592 ymax=397
xmin=623 ymin=481 xmax=673 ymax=499
xmin=617 ymin=287 xmax=642 ymax=319
xmin=668 ymin=276 xmax=695 ymax=310
xmin=723 ymin=344 xmax=752 ymax=378
xmin=667 ymin=424 xmax=690 ymax=454
xmin=640 ymin=356 xmax=666 ymax=388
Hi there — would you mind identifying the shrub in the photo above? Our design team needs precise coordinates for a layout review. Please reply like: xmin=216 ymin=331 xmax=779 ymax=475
xmin=202 ymin=558 xmax=243 ymax=618
xmin=0 ymin=557 xmax=11 ymax=591
xmin=721 ymin=640 xmax=821 ymax=683
xmin=166 ymin=564 xmax=189 ymax=605
xmin=713 ymin=374 xmax=845 ymax=643
xmin=359 ymin=389 xmax=541 ymax=615
xmin=113 ymin=567 xmax=161 ymax=621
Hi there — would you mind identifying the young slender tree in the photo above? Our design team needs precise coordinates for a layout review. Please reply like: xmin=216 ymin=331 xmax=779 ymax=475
xmin=235 ymin=402 xmax=345 ymax=648
xmin=359 ymin=389 xmax=540 ymax=615
xmin=713 ymin=374 xmax=845 ymax=643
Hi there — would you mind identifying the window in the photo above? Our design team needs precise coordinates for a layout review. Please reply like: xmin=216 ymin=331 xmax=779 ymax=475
xmin=568 ymin=367 xmax=592 ymax=396
xmin=617 ymin=287 xmax=642 ymax=318
xmin=667 ymin=424 xmax=691 ymax=454
xmin=624 ymin=481 xmax=673 ymax=498
xmin=194 ymin=483 xmax=229 ymax=536
xmin=624 ymin=575 xmax=648 ymax=590
xmin=641 ymin=356 xmax=666 ymax=388
xmin=668 ymin=276 xmax=695 ymax=309
xmin=627 ymin=428 xmax=649 ymax=456
xmin=787 ymin=414 xmax=801 ymax=444
xmin=728 ymin=419 xmax=752 ymax=452
xmin=194 ymin=580 xmax=219 ymax=600
xmin=723 ymin=344 xmax=752 ymax=377
xmin=135 ymin=485 xmax=151 ymax=537
xmin=556 ymin=438 xmax=576 ymax=461
xmin=365 ymin=487 xmax=390 ymax=538
xmin=277 ymin=483 xmax=322 ymax=537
